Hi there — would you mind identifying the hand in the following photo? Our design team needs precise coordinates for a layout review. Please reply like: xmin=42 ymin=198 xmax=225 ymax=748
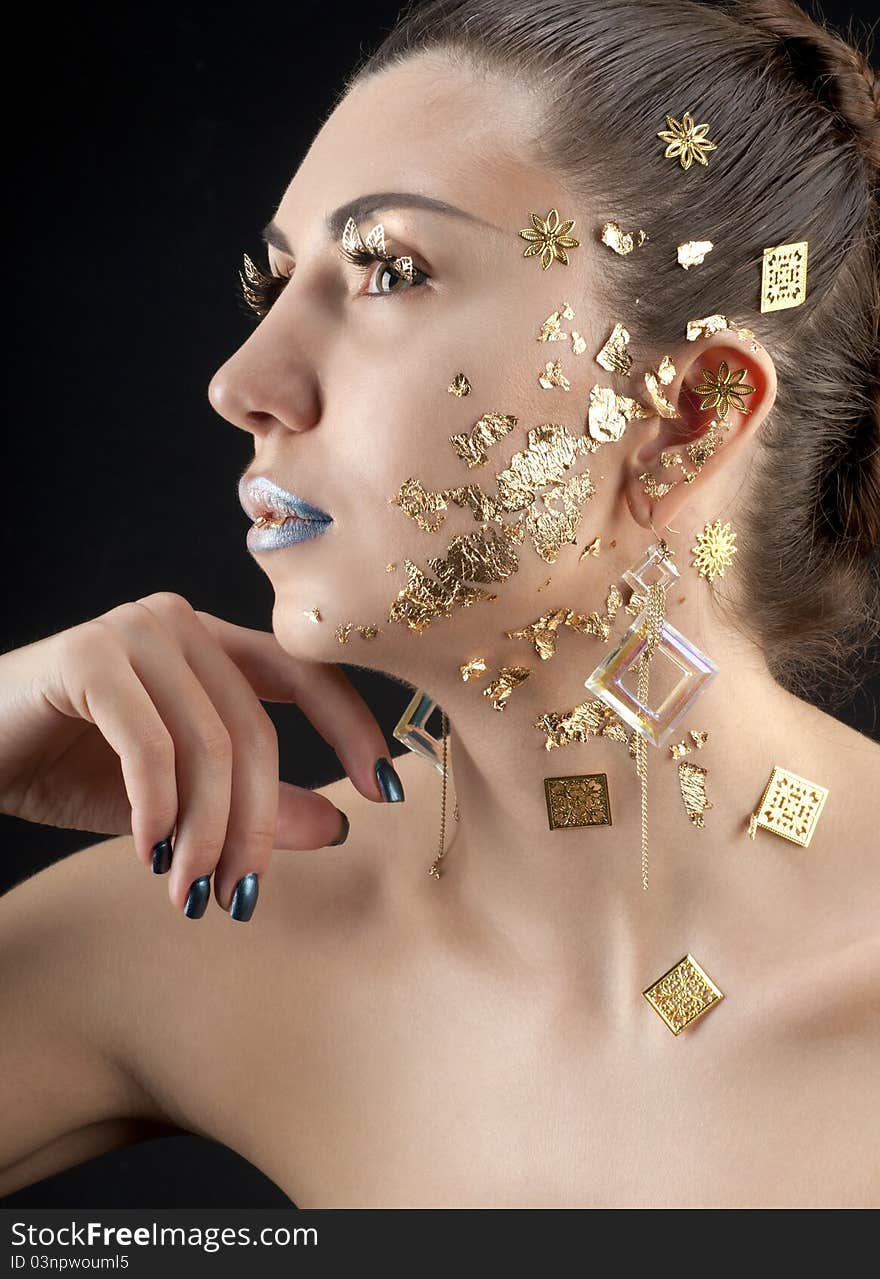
xmin=0 ymin=592 xmax=400 ymax=916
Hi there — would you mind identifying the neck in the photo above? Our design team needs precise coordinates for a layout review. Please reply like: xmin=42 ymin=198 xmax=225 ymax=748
xmin=382 ymin=535 xmax=805 ymax=987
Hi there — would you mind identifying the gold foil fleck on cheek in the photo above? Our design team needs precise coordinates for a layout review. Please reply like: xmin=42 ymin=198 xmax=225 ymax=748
xmin=386 ymin=563 xmax=397 ymax=572
xmin=587 ymin=385 xmax=652 ymax=443
xmin=447 ymin=372 xmax=471 ymax=397
xmin=494 ymin=423 xmax=595 ymax=513
xmin=355 ymin=624 xmax=380 ymax=640
xmin=600 ymin=221 xmax=649 ymax=255
xmin=678 ymin=761 xmax=714 ymax=828
xmin=644 ymin=355 xmax=681 ymax=419
xmin=570 ymin=331 xmax=587 ymax=356
xmin=387 ymin=558 xmax=497 ymax=633
xmin=538 ymin=358 xmax=571 ymax=391
xmin=387 ymin=523 xmax=520 ymax=633
xmin=460 ymin=657 xmax=488 ymax=681
xmin=677 ymin=240 xmax=714 ymax=269
xmin=525 ymin=471 xmax=596 ymax=563
xmin=595 ymin=323 xmax=633 ymax=376
xmin=690 ymin=729 xmax=709 ymax=748
xmin=537 ymin=306 xmax=572 ymax=343
xmin=579 ymin=536 xmax=601 ymax=559
xmin=483 ymin=665 xmax=531 ymax=711
xmin=389 ymin=478 xmax=449 ymax=533
xmin=449 ymin=412 xmax=518 ymax=467
xmin=304 ymin=607 xmax=322 ymax=623
xmin=335 ymin=623 xmax=353 ymax=644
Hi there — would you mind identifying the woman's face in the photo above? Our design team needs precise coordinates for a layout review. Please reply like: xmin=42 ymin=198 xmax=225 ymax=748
xmin=208 ymin=55 xmax=620 ymax=670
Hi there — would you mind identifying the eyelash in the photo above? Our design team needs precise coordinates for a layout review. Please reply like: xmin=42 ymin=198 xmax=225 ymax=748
xmin=237 ymin=242 xmax=429 ymax=319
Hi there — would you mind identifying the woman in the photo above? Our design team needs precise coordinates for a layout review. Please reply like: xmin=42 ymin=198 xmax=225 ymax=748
xmin=1 ymin=0 xmax=878 ymax=1208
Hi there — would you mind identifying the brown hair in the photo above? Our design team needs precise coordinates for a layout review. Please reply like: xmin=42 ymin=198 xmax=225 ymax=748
xmin=343 ymin=0 xmax=880 ymax=705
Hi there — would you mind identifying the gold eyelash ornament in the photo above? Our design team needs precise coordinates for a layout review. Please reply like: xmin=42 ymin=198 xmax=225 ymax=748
xmin=340 ymin=216 xmax=415 ymax=281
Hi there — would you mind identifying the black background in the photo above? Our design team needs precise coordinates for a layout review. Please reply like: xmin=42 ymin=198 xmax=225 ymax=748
xmin=2 ymin=0 xmax=878 ymax=1209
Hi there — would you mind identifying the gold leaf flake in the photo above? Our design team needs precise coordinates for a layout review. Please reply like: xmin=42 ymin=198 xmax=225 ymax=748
xmin=538 ymin=308 xmax=569 ymax=342
xmin=595 ymin=322 xmax=633 ymax=375
xmin=678 ymin=761 xmax=714 ymax=828
xmin=460 ymin=657 xmax=488 ymax=681
xmin=335 ymin=623 xmax=353 ymax=644
xmin=534 ymin=697 xmax=638 ymax=760
xmin=570 ymin=331 xmax=587 ymax=356
xmin=677 ymin=240 xmax=714 ymax=269
xmin=483 ymin=665 xmax=531 ymax=710
xmin=690 ymin=729 xmax=709 ymax=748
xmin=385 ymin=562 xmax=397 ymax=572
xmin=669 ymin=740 xmax=691 ymax=760
xmin=600 ymin=221 xmax=649 ymax=256
xmin=449 ymin=412 xmax=518 ymax=468
xmin=588 ymin=385 xmax=652 ymax=443
xmin=579 ymin=536 xmax=601 ymax=560
xmin=447 ymin=372 xmax=471 ymax=397
xmin=355 ymin=624 xmax=380 ymax=640
xmin=538 ymin=358 xmax=571 ymax=391
xmin=303 ymin=607 xmax=322 ymax=623
xmin=644 ymin=355 xmax=681 ymax=419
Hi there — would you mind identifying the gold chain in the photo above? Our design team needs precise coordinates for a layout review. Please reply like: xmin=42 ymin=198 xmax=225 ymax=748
xmin=429 ymin=710 xmax=449 ymax=879
xmin=634 ymin=577 xmax=668 ymax=891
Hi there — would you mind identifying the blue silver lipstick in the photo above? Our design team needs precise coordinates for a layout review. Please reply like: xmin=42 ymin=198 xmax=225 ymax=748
xmin=240 ymin=474 xmax=333 ymax=553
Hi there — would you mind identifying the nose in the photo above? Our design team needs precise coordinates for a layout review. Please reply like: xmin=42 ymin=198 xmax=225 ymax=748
xmin=207 ymin=339 xmax=321 ymax=439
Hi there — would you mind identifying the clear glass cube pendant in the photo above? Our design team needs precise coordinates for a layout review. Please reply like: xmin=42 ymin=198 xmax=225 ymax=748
xmin=584 ymin=544 xmax=717 ymax=748
xmin=392 ymin=689 xmax=447 ymax=774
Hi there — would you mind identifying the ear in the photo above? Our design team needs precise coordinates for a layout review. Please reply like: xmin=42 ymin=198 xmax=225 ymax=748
xmin=624 ymin=332 xmax=778 ymax=530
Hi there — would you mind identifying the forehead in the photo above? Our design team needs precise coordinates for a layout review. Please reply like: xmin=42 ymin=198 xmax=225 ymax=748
xmin=272 ymin=55 xmax=548 ymax=245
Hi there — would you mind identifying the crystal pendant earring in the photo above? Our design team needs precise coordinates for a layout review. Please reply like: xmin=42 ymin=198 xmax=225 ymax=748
xmin=393 ymin=690 xmax=459 ymax=877
xmin=583 ymin=534 xmax=718 ymax=889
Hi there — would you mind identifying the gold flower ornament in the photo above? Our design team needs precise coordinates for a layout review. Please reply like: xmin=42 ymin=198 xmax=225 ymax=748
xmin=519 ymin=208 xmax=580 ymax=269
xmin=657 ymin=112 xmax=718 ymax=170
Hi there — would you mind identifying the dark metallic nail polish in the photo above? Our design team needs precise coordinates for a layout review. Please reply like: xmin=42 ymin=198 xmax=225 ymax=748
xmin=184 ymin=875 xmax=211 ymax=919
xmin=151 ymin=838 xmax=173 ymax=875
xmin=375 ymin=756 xmax=405 ymax=802
xmin=230 ymin=872 xmax=259 ymax=922
xmin=329 ymin=810 xmax=350 ymax=846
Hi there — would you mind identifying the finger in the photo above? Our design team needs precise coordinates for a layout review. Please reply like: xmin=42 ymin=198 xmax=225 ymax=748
xmin=193 ymin=608 xmax=396 ymax=803
xmin=55 ymin=626 xmax=178 ymax=868
xmin=98 ymin=603 xmax=238 ymax=913
xmin=135 ymin=594 xmax=346 ymax=908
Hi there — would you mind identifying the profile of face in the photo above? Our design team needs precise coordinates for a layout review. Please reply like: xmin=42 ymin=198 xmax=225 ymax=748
xmin=208 ymin=53 xmax=772 ymax=690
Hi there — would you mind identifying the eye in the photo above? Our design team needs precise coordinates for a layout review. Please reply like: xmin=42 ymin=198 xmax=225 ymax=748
xmin=337 ymin=242 xmax=430 ymax=297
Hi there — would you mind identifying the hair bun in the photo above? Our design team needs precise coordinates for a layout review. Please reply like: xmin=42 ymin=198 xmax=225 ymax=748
xmin=729 ymin=0 xmax=880 ymax=174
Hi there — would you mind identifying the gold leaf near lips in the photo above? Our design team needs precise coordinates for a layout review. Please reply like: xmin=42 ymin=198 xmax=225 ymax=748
xmin=595 ymin=323 xmax=633 ymax=375
xmin=388 ymin=477 xmax=449 ymax=533
xmin=600 ymin=221 xmax=649 ymax=256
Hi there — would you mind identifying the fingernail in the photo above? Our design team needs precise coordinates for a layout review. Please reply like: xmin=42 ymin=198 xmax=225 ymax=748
xmin=329 ymin=809 xmax=350 ymax=846
xmin=151 ymin=837 xmax=173 ymax=874
xmin=230 ymin=872 xmax=259 ymax=922
xmin=184 ymin=874 xmax=211 ymax=919
xmin=375 ymin=756 xmax=405 ymax=802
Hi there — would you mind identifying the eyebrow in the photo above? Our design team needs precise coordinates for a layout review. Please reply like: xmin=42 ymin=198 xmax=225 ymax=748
xmin=261 ymin=191 xmax=503 ymax=254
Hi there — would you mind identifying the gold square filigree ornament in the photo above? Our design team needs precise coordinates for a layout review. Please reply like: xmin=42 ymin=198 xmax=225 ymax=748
xmin=643 ymin=953 xmax=724 ymax=1035
xmin=584 ymin=543 xmax=719 ymax=748
xmin=544 ymin=774 xmax=612 ymax=830
xmin=747 ymin=764 xmax=829 ymax=847
xmin=760 ymin=241 xmax=808 ymax=313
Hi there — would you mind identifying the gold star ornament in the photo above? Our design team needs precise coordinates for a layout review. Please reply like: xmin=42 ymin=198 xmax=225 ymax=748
xmin=657 ymin=111 xmax=718 ymax=170
xmin=691 ymin=519 xmax=737 ymax=582
xmin=519 ymin=208 xmax=581 ymax=269
xmin=690 ymin=361 xmax=755 ymax=420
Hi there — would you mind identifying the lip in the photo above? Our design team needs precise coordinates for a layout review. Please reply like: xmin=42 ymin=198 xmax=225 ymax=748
xmin=239 ymin=474 xmax=333 ymax=553
xmin=238 ymin=474 xmax=334 ymax=524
